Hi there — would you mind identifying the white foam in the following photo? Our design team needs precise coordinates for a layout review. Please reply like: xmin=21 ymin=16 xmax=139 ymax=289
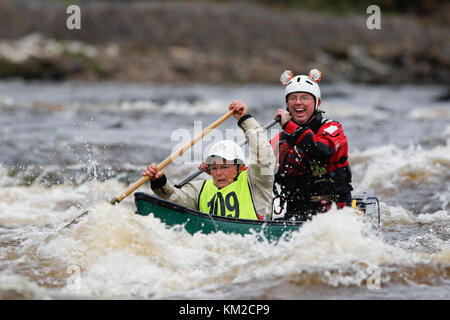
xmin=0 ymin=172 xmax=129 ymax=225
xmin=351 ymin=141 xmax=450 ymax=192
xmin=0 ymin=165 xmax=15 ymax=187
xmin=409 ymin=107 xmax=450 ymax=119
xmin=0 ymin=95 xmax=14 ymax=107
xmin=321 ymin=102 xmax=389 ymax=119
xmin=33 ymin=203 xmax=430 ymax=299
xmin=0 ymin=33 xmax=98 ymax=63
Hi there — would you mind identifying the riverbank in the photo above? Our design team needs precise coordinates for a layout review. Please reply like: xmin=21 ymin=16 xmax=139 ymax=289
xmin=0 ymin=0 xmax=448 ymax=84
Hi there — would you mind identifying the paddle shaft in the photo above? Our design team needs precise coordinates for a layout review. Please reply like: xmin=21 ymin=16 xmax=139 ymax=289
xmin=174 ymin=116 xmax=281 ymax=188
xmin=110 ymin=110 xmax=235 ymax=204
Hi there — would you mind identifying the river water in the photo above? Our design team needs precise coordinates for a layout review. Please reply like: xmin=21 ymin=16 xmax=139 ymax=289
xmin=0 ymin=80 xmax=448 ymax=300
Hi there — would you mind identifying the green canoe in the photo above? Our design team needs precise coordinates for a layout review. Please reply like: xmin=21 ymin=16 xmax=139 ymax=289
xmin=134 ymin=190 xmax=379 ymax=242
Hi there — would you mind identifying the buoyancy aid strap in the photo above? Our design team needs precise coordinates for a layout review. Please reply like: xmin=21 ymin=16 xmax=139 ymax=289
xmin=310 ymin=195 xmax=331 ymax=202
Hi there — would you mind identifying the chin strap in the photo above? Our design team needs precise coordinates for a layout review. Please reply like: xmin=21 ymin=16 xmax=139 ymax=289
xmin=234 ymin=163 xmax=242 ymax=181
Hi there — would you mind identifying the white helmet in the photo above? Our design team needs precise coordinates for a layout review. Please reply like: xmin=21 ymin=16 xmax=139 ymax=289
xmin=281 ymin=69 xmax=322 ymax=110
xmin=205 ymin=140 xmax=245 ymax=165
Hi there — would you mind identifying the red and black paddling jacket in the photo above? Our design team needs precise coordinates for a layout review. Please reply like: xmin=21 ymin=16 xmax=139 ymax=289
xmin=270 ymin=112 xmax=353 ymax=218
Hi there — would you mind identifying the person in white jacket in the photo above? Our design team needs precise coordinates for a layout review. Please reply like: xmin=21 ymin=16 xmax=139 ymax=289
xmin=143 ymin=100 xmax=275 ymax=220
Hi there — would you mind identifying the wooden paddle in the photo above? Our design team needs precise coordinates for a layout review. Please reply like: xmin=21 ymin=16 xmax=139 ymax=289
xmin=63 ymin=109 xmax=235 ymax=229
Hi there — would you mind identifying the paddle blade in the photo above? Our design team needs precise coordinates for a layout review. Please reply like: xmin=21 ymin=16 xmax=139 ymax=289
xmin=62 ymin=210 xmax=89 ymax=229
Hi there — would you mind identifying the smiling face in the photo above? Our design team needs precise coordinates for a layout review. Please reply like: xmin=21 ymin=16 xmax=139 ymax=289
xmin=209 ymin=157 xmax=243 ymax=189
xmin=287 ymin=92 xmax=317 ymax=125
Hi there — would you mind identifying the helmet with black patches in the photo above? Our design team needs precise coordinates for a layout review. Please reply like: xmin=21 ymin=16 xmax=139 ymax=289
xmin=281 ymin=69 xmax=322 ymax=110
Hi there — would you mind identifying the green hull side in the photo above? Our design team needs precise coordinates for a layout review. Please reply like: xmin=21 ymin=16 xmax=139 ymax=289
xmin=134 ymin=190 xmax=379 ymax=242
xmin=134 ymin=192 xmax=301 ymax=242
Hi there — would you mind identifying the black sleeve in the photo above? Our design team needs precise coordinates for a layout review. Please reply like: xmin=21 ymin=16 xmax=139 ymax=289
xmin=237 ymin=114 xmax=253 ymax=129
xmin=150 ymin=174 xmax=167 ymax=189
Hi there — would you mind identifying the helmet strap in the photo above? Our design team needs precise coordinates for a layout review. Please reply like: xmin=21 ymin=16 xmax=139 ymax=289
xmin=234 ymin=161 xmax=242 ymax=181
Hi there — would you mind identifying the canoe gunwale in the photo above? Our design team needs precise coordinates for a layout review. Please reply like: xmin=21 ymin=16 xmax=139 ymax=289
xmin=134 ymin=192 xmax=303 ymax=227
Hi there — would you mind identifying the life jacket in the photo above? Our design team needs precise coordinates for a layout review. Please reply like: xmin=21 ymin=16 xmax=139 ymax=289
xmin=270 ymin=112 xmax=353 ymax=217
xmin=198 ymin=170 xmax=259 ymax=220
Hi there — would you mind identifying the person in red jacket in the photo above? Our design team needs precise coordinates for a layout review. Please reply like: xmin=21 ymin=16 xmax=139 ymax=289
xmin=270 ymin=69 xmax=353 ymax=221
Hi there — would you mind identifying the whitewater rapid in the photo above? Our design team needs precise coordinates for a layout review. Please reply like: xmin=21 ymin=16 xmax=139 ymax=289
xmin=0 ymin=81 xmax=448 ymax=299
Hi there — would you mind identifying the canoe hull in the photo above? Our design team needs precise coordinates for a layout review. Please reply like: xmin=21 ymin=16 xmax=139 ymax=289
xmin=134 ymin=192 xmax=302 ymax=241
xmin=134 ymin=189 xmax=379 ymax=241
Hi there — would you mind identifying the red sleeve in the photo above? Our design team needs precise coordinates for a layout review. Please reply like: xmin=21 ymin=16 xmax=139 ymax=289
xmin=283 ymin=120 xmax=300 ymax=135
